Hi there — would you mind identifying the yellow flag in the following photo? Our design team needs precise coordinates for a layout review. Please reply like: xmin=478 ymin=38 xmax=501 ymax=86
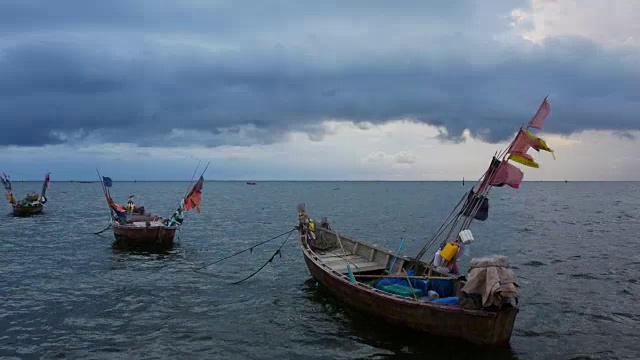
xmin=509 ymin=153 xmax=539 ymax=168
xmin=526 ymin=130 xmax=555 ymax=159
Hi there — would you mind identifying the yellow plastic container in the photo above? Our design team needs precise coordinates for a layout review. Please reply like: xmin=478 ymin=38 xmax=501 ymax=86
xmin=439 ymin=242 xmax=460 ymax=262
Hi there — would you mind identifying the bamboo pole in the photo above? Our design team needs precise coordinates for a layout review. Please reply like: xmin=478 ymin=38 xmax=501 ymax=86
xmin=401 ymin=268 xmax=420 ymax=301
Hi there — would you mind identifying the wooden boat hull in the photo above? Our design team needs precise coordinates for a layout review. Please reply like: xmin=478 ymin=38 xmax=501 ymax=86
xmin=12 ymin=204 xmax=43 ymax=217
xmin=112 ymin=221 xmax=177 ymax=245
xmin=124 ymin=213 xmax=159 ymax=223
xmin=299 ymin=227 xmax=518 ymax=347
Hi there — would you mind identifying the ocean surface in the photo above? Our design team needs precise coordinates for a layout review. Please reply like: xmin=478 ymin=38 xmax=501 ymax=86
xmin=0 ymin=181 xmax=638 ymax=360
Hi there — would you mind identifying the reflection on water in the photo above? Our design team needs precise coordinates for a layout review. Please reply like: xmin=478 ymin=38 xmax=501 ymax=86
xmin=302 ymin=278 xmax=519 ymax=360
xmin=111 ymin=239 xmax=177 ymax=256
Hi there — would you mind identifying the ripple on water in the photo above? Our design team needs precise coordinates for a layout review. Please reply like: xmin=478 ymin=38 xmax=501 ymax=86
xmin=2 ymin=181 xmax=640 ymax=359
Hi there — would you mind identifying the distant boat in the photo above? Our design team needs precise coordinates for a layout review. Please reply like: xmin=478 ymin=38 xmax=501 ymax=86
xmin=2 ymin=172 xmax=51 ymax=217
xmin=78 ymin=181 xmax=95 ymax=184
xmin=247 ymin=181 xmax=256 ymax=185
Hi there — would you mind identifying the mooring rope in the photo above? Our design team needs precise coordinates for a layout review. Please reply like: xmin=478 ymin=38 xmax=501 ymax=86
xmin=197 ymin=227 xmax=297 ymax=270
xmin=90 ymin=223 xmax=112 ymax=235
xmin=227 ymin=229 xmax=295 ymax=285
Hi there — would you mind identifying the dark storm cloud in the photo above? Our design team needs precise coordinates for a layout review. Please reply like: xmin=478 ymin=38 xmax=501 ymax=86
xmin=0 ymin=0 xmax=638 ymax=147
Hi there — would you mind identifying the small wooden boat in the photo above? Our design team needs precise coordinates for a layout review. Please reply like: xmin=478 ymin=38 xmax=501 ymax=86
xmin=246 ymin=181 xmax=256 ymax=185
xmin=97 ymin=165 xmax=208 ymax=245
xmin=12 ymin=202 xmax=44 ymax=217
xmin=111 ymin=215 xmax=178 ymax=245
xmin=295 ymin=97 xmax=555 ymax=347
xmin=2 ymin=172 xmax=51 ymax=217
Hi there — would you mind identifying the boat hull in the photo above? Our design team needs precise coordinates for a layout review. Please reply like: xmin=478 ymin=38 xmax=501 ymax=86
xmin=12 ymin=204 xmax=43 ymax=217
xmin=299 ymin=228 xmax=518 ymax=347
xmin=112 ymin=221 xmax=177 ymax=245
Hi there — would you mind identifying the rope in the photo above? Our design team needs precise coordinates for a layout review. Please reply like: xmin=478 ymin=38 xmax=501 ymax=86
xmin=412 ymin=191 xmax=467 ymax=261
xmin=91 ymin=223 xmax=112 ymax=235
xmin=228 ymin=229 xmax=295 ymax=285
xmin=197 ymin=228 xmax=296 ymax=270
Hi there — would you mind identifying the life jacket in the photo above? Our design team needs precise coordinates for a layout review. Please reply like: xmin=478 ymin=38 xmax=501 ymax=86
xmin=309 ymin=219 xmax=315 ymax=232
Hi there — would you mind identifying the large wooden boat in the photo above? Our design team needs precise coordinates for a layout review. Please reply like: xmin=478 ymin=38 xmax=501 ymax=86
xmin=2 ymin=172 xmax=51 ymax=217
xmin=295 ymin=97 xmax=555 ymax=347
xmin=297 ymin=220 xmax=517 ymax=346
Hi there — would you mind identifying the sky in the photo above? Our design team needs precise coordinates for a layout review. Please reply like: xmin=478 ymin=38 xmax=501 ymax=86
xmin=0 ymin=0 xmax=639 ymax=181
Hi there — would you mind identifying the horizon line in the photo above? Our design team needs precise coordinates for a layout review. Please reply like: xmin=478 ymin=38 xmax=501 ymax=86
xmin=5 ymin=179 xmax=640 ymax=182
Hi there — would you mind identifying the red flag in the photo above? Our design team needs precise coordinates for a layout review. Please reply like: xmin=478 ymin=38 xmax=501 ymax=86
xmin=184 ymin=175 xmax=204 ymax=213
xmin=528 ymin=97 xmax=551 ymax=130
xmin=108 ymin=197 xmax=126 ymax=213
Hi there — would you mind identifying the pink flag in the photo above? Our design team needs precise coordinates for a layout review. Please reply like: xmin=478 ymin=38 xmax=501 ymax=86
xmin=489 ymin=161 xmax=524 ymax=189
xmin=509 ymin=129 xmax=532 ymax=154
xmin=528 ymin=97 xmax=551 ymax=130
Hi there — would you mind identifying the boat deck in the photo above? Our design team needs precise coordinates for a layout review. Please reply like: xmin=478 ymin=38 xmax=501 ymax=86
xmin=315 ymin=248 xmax=388 ymax=274
xmin=131 ymin=220 xmax=165 ymax=227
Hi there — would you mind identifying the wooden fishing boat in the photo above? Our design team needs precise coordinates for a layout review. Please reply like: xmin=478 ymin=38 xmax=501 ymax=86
xmin=295 ymin=97 xmax=555 ymax=347
xmin=297 ymin=221 xmax=517 ymax=346
xmin=97 ymin=165 xmax=208 ymax=245
xmin=246 ymin=181 xmax=256 ymax=185
xmin=2 ymin=172 xmax=51 ymax=217
xmin=111 ymin=217 xmax=178 ymax=245
xmin=12 ymin=202 xmax=44 ymax=217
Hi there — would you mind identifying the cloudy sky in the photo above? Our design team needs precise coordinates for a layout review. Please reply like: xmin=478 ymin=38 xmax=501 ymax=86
xmin=0 ymin=0 xmax=638 ymax=181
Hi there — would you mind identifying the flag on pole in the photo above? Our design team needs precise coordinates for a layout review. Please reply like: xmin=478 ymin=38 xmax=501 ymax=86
xmin=489 ymin=161 xmax=524 ymax=189
xmin=528 ymin=97 xmax=551 ymax=130
xmin=183 ymin=175 xmax=204 ymax=213
xmin=102 ymin=176 xmax=113 ymax=188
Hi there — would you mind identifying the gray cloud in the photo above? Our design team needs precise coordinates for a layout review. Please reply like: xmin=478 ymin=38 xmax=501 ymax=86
xmin=0 ymin=0 xmax=638 ymax=147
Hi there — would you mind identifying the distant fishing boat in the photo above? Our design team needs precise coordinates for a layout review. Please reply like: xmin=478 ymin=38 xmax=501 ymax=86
xmin=295 ymin=96 xmax=555 ymax=346
xmin=1 ymin=172 xmax=50 ymax=217
xmin=78 ymin=181 xmax=95 ymax=184
xmin=246 ymin=181 xmax=256 ymax=185
xmin=97 ymin=165 xmax=208 ymax=245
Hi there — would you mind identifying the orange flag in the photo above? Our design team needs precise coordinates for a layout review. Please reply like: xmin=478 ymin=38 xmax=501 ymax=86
xmin=184 ymin=175 xmax=204 ymax=213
